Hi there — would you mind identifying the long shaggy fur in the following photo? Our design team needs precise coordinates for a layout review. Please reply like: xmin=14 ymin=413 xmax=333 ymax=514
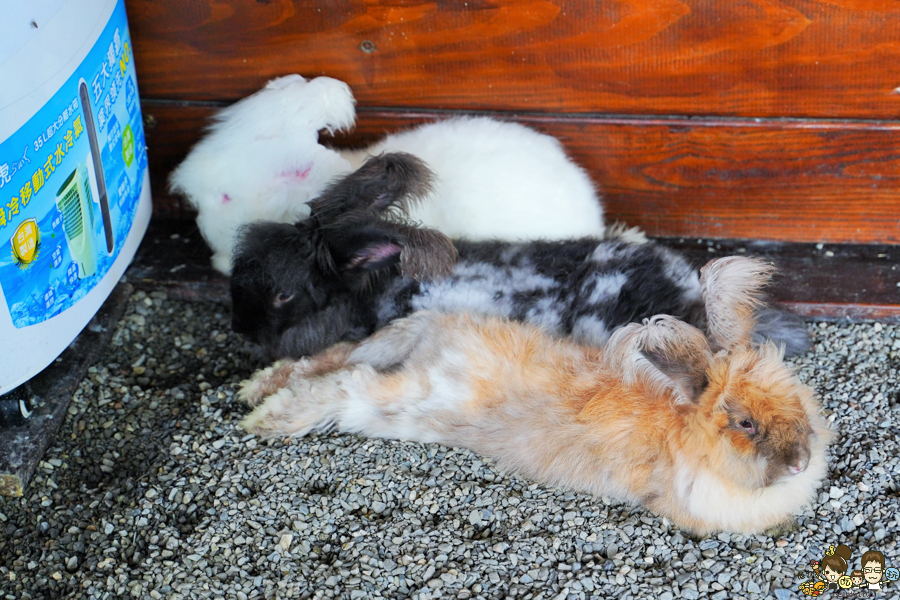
xmin=230 ymin=153 xmax=809 ymax=361
xmin=169 ymin=74 xmax=604 ymax=273
xmin=701 ymin=256 xmax=773 ymax=351
xmin=240 ymin=258 xmax=831 ymax=534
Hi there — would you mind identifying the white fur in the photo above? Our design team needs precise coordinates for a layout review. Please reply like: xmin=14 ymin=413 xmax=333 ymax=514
xmin=572 ymin=315 xmax=612 ymax=346
xmin=582 ymin=272 xmax=628 ymax=305
xmin=674 ymin=437 xmax=829 ymax=533
xmin=169 ymin=75 xmax=357 ymax=273
xmin=344 ymin=117 xmax=604 ymax=241
xmin=170 ymin=75 xmax=605 ymax=273
xmin=406 ymin=263 xmax=558 ymax=318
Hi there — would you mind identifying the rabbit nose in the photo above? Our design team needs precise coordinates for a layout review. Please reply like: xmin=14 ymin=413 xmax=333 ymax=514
xmin=788 ymin=452 xmax=810 ymax=475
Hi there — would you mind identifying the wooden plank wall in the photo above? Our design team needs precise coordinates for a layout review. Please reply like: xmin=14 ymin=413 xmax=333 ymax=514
xmin=128 ymin=0 xmax=900 ymax=244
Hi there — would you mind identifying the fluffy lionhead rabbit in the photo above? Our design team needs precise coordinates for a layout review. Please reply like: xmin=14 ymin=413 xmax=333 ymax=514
xmin=169 ymin=74 xmax=604 ymax=274
xmin=240 ymin=257 xmax=831 ymax=535
xmin=230 ymin=152 xmax=809 ymax=361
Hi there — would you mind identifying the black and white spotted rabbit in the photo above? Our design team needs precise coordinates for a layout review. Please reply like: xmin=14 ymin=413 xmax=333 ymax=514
xmin=230 ymin=153 xmax=809 ymax=361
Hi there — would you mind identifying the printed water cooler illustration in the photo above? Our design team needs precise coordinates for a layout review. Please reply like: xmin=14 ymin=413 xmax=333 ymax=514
xmin=0 ymin=0 xmax=152 ymax=405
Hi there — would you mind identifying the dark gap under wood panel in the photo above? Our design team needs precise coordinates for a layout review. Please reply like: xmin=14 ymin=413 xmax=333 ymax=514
xmin=141 ymin=103 xmax=900 ymax=244
xmin=126 ymin=0 xmax=900 ymax=119
xmin=663 ymin=238 xmax=900 ymax=322
xmin=127 ymin=220 xmax=900 ymax=322
xmin=127 ymin=218 xmax=229 ymax=303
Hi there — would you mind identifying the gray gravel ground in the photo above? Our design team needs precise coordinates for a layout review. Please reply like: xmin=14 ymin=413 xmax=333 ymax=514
xmin=1 ymin=289 xmax=898 ymax=600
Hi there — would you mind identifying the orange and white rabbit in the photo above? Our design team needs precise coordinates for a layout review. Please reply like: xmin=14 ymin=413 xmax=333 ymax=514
xmin=239 ymin=257 xmax=831 ymax=535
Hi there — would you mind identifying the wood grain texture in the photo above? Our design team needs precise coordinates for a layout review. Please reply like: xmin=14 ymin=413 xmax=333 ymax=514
xmin=126 ymin=0 xmax=900 ymax=119
xmin=142 ymin=103 xmax=900 ymax=243
xmin=142 ymin=105 xmax=210 ymax=219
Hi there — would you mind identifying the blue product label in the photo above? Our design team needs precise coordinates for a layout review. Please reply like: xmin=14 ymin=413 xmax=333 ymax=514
xmin=0 ymin=0 xmax=146 ymax=328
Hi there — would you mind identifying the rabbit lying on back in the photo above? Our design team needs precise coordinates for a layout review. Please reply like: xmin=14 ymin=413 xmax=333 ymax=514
xmin=239 ymin=256 xmax=832 ymax=535
xmin=169 ymin=74 xmax=604 ymax=273
xmin=230 ymin=153 xmax=809 ymax=361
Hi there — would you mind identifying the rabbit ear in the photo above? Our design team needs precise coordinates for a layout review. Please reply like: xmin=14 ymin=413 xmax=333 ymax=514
xmin=301 ymin=76 xmax=357 ymax=135
xmin=382 ymin=223 xmax=458 ymax=281
xmin=323 ymin=233 xmax=403 ymax=292
xmin=261 ymin=75 xmax=356 ymax=135
xmin=264 ymin=74 xmax=308 ymax=90
xmin=337 ymin=237 xmax=403 ymax=274
xmin=701 ymin=257 xmax=774 ymax=352
xmin=326 ymin=221 xmax=458 ymax=284
xmin=310 ymin=152 xmax=435 ymax=226
xmin=606 ymin=315 xmax=713 ymax=405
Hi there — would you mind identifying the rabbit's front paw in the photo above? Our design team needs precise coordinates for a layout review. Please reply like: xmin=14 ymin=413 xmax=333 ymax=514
xmin=238 ymin=359 xmax=303 ymax=407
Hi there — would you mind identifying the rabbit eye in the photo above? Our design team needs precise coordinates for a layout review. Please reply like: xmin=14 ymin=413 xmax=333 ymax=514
xmin=739 ymin=419 xmax=757 ymax=435
xmin=273 ymin=292 xmax=294 ymax=308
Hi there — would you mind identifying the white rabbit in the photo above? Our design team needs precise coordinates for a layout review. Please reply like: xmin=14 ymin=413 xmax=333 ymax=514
xmin=169 ymin=75 xmax=606 ymax=274
xmin=340 ymin=116 xmax=603 ymax=242
xmin=169 ymin=75 xmax=356 ymax=274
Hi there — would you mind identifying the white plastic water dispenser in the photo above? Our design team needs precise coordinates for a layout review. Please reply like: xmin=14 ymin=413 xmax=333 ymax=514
xmin=0 ymin=0 xmax=152 ymax=405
